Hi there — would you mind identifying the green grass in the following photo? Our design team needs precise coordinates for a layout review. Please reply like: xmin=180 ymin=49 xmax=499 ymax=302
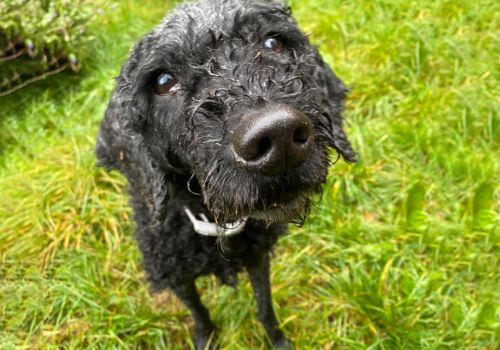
xmin=0 ymin=0 xmax=498 ymax=349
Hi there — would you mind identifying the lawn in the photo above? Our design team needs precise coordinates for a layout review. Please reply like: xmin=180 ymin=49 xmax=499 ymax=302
xmin=0 ymin=0 xmax=498 ymax=349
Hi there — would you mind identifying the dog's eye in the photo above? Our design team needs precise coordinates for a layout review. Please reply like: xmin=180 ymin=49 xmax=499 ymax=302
xmin=263 ymin=36 xmax=285 ymax=52
xmin=153 ymin=72 xmax=179 ymax=95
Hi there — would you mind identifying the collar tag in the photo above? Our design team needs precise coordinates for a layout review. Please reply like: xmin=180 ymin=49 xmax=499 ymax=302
xmin=184 ymin=208 xmax=247 ymax=237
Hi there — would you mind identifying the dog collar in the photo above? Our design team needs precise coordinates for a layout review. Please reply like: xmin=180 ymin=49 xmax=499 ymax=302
xmin=184 ymin=208 xmax=247 ymax=237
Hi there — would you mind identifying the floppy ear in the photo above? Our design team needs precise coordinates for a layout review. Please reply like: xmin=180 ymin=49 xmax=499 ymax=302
xmin=96 ymin=36 xmax=169 ymax=224
xmin=317 ymin=59 xmax=357 ymax=163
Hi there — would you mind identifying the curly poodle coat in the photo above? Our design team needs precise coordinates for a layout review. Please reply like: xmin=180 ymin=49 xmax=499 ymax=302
xmin=96 ymin=0 xmax=354 ymax=348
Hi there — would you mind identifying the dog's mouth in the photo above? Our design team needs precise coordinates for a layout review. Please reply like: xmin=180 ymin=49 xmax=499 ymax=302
xmin=186 ymin=194 xmax=310 ymax=237
xmin=246 ymin=195 xmax=310 ymax=223
xmin=205 ymin=190 xmax=312 ymax=226
xmin=186 ymin=172 xmax=314 ymax=225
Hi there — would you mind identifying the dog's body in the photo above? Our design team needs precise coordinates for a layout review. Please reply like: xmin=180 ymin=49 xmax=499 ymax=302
xmin=96 ymin=0 xmax=354 ymax=348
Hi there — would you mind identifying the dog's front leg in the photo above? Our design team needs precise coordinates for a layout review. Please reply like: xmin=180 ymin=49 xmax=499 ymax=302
xmin=171 ymin=280 xmax=215 ymax=350
xmin=246 ymin=253 xmax=294 ymax=350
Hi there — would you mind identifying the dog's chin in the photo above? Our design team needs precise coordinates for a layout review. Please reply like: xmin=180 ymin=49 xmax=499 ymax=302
xmin=207 ymin=194 xmax=311 ymax=226
xmin=247 ymin=196 xmax=311 ymax=224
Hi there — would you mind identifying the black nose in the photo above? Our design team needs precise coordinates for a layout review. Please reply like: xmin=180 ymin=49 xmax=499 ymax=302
xmin=232 ymin=106 xmax=313 ymax=176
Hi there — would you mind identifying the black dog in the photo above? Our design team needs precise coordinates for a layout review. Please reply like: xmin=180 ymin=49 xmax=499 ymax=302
xmin=96 ymin=0 xmax=355 ymax=348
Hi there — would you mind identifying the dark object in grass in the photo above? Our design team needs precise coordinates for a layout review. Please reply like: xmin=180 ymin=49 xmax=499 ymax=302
xmin=0 ymin=0 xmax=97 ymax=96
xmin=96 ymin=0 xmax=355 ymax=348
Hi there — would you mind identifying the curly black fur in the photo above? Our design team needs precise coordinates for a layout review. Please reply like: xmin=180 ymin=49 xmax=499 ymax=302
xmin=96 ymin=0 xmax=354 ymax=348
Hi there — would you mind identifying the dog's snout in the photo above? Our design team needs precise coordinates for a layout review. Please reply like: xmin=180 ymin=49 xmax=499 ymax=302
xmin=232 ymin=106 xmax=313 ymax=176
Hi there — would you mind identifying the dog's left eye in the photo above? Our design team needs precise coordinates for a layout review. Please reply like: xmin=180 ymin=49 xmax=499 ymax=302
xmin=263 ymin=36 xmax=285 ymax=52
xmin=153 ymin=72 xmax=180 ymax=95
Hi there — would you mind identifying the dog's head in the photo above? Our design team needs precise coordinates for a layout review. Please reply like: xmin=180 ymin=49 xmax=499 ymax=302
xmin=97 ymin=0 xmax=355 ymax=225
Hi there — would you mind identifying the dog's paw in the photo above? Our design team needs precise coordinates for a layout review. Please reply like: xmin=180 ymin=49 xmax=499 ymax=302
xmin=273 ymin=338 xmax=294 ymax=350
xmin=194 ymin=337 xmax=214 ymax=350
xmin=194 ymin=329 xmax=216 ymax=350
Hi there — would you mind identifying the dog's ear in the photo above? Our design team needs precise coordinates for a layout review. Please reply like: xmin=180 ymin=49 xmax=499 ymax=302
xmin=316 ymin=59 xmax=357 ymax=163
xmin=96 ymin=36 xmax=169 ymax=223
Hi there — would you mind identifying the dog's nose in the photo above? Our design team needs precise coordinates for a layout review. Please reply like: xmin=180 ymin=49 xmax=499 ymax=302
xmin=232 ymin=106 xmax=313 ymax=176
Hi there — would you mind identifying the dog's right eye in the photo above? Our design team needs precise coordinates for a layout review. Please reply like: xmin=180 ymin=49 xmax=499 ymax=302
xmin=263 ymin=36 xmax=285 ymax=53
xmin=153 ymin=72 xmax=179 ymax=95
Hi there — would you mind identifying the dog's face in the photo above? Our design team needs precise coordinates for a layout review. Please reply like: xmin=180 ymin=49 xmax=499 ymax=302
xmin=97 ymin=0 xmax=355 ymax=225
